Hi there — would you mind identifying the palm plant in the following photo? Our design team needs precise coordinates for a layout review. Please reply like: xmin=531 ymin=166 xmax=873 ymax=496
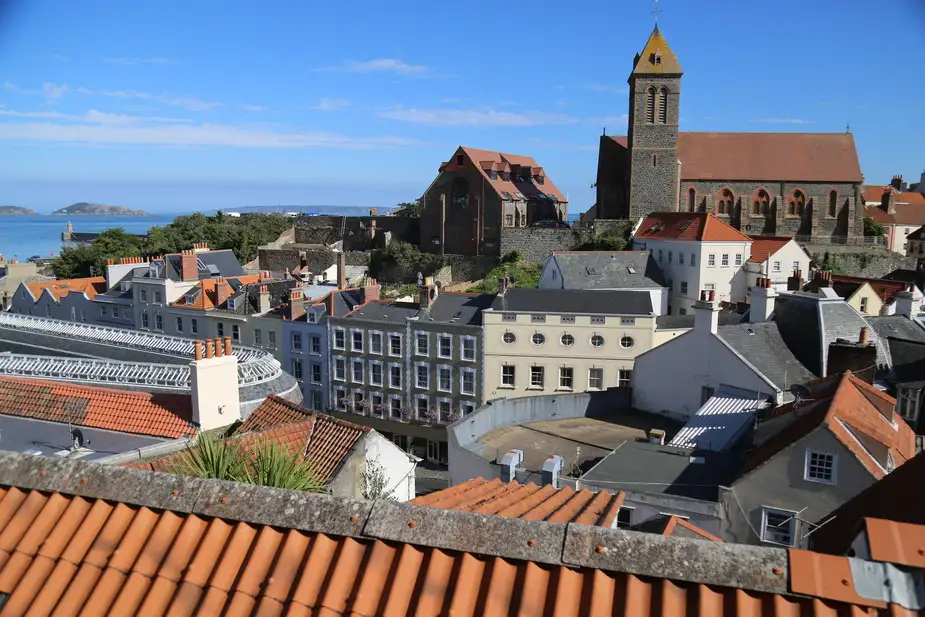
xmin=245 ymin=440 xmax=328 ymax=492
xmin=170 ymin=431 xmax=247 ymax=482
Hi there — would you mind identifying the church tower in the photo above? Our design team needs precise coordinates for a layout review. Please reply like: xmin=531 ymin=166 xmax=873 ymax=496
xmin=627 ymin=27 xmax=683 ymax=220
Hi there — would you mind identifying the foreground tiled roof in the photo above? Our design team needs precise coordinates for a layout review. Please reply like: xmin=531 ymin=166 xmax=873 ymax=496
xmin=635 ymin=212 xmax=751 ymax=242
xmin=610 ymin=133 xmax=863 ymax=183
xmin=747 ymin=236 xmax=795 ymax=263
xmin=411 ymin=477 xmax=625 ymax=526
xmin=0 ymin=376 xmax=195 ymax=439
xmin=25 ymin=276 xmax=106 ymax=302
xmin=0 ymin=452 xmax=921 ymax=616
xmin=812 ymin=450 xmax=925 ymax=555
xmin=741 ymin=371 xmax=915 ymax=480
xmin=133 ymin=395 xmax=368 ymax=483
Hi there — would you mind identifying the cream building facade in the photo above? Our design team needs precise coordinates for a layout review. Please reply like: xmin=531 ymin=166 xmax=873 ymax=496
xmin=482 ymin=288 xmax=658 ymax=400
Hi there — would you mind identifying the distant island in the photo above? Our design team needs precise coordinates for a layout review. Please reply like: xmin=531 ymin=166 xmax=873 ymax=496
xmin=0 ymin=206 xmax=37 ymax=216
xmin=51 ymin=202 xmax=148 ymax=216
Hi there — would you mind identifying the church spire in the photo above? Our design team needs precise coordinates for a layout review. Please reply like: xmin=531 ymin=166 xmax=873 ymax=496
xmin=631 ymin=27 xmax=683 ymax=76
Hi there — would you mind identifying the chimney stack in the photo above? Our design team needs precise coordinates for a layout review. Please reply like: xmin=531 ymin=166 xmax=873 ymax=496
xmin=289 ymin=287 xmax=306 ymax=321
xmin=364 ymin=277 xmax=381 ymax=303
xmin=215 ymin=277 xmax=232 ymax=307
xmin=648 ymin=429 xmax=666 ymax=445
xmin=881 ymin=188 xmax=897 ymax=215
xmin=541 ymin=454 xmax=564 ymax=489
xmin=750 ymin=277 xmax=778 ymax=322
xmin=895 ymin=283 xmax=923 ymax=319
xmin=787 ymin=269 xmax=805 ymax=291
xmin=499 ymin=449 xmax=524 ymax=483
xmin=190 ymin=337 xmax=240 ymax=431
xmin=258 ymin=285 xmax=271 ymax=313
xmin=693 ymin=289 xmax=721 ymax=334
xmin=181 ymin=249 xmax=198 ymax=282
xmin=419 ymin=276 xmax=437 ymax=309
xmin=891 ymin=174 xmax=904 ymax=191
xmin=337 ymin=251 xmax=347 ymax=290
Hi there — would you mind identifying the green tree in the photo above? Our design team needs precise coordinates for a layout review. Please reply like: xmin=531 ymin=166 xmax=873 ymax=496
xmin=368 ymin=241 xmax=443 ymax=283
xmin=468 ymin=258 xmax=541 ymax=294
xmin=50 ymin=244 xmax=101 ymax=279
xmin=394 ymin=201 xmax=421 ymax=217
xmin=51 ymin=228 xmax=143 ymax=278
xmin=571 ymin=224 xmax=631 ymax=251
xmin=863 ymin=216 xmax=886 ymax=238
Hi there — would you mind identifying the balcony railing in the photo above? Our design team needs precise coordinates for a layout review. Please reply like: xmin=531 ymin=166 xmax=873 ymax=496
xmin=0 ymin=313 xmax=282 ymax=387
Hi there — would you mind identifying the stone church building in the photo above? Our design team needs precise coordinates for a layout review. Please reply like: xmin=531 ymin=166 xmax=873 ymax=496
xmin=594 ymin=28 xmax=865 ymax=240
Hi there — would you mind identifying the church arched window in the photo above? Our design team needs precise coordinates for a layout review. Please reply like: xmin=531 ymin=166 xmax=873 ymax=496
xmin=789 ymin=190 xmax=806 ymax=217
xmin=657 ymin=88 xmax=668 ymax=124
xmin=754 ymin=190 xmax=770 ymax=216
xmin=717 ymin=189 xmax=734 ymax=215
xmin=688 ymin=188 xmax=696 ymax=212
xmin=828 ymin=190 xmax=838 ymax=217
xmin=645 ymin=87 xmax=656 ymax=123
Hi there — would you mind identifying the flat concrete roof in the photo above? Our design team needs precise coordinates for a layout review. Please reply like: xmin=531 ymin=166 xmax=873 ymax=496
xmin=476 ymin=411 xmax=682 ymax=474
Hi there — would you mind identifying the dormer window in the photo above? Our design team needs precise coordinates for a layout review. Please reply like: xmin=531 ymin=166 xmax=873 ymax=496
xmin=456 ymin=154 xmax=464 ymax=166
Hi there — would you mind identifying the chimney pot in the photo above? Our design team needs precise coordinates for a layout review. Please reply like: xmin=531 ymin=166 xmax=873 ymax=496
xmin=194 ymin=340 xmax=203 ymax=361
xmin=224 ymin=336 xmax=232 ymax=356
xmin=700 ymin=290 xmax=707 ymax=301
xmin=213 ymin=338 xmax=223 ymax=357
xmin=337 ymin=251 xmax=347 ymax=290
xmin=859 ymin=327 xmax=869 ymax=345
xmin=708 ymin=290 xmax=716 ymax=302
xmin=205 ymin=340 xmax=214 ymax=359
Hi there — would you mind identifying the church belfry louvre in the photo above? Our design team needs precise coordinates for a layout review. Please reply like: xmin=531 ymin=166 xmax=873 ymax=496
xmin=594 ymin=27 xmax=864 ymax=240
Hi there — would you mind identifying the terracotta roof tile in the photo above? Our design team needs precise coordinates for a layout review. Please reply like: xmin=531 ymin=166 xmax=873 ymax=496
xmin=172 ymin=275 xmax=261 ymax=310
xmin=609 ymin=132 xmax=863 ymax=183
xmin=635 ymin=212 xmax=752 ymax=242
xmin=828 ymin=274 xmax=908 ymax=305
xmin=864 ymin=203 xmax=925 ymax=226
xmin=747 ymin=236 xmax=795 ymax=263
xmin=25 ymin=276 xmax=106 ymax=302
xmin=0 ymin=376 xmax=195 ymax=439
xmin=411 ymin=478 xmax=625 ymax=527
xmin=132 ymin=395 xmax=367 ymax=483
xmin=742 ymin=371 xmax=915 ymax=480
xmin=0 ymin=451 xmax=923 ymax=616
xmin=862 ymin=185 xmax=925 ymax=207
xmin=449 ymin=146 xmax=567 ymax=203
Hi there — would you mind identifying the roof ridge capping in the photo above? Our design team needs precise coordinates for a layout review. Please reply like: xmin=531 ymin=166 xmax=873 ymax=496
xmin=0 ymin=450 xmax=791 ymax=595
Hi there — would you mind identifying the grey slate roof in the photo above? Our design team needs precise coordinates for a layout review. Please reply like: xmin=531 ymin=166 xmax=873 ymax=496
xmin=498 ymin=288 xmax=654 ymax=315
xmin=580 ymin=440 xmax=741 ymax=502
xmin=656 ymin=312 xmax=746 ymax=329
xmin=867 ymin=315 xmax=925 ymax=345
xmin=424 ymin=293 xmax=497 ymax=325
xmin=774 ymin=292 xmax=890 ymax=377
xmin=344 ymin=301 xmax=420 ymax=323
xmin=884 ymin=338 xmax=925 ymax=386
xmin=548 ymin=251 xmax=668 ymax=290
xmin=161 ymin=250 xmax=245 ymax=281
xmin=717 ymin=322 xmax=816 ymax=392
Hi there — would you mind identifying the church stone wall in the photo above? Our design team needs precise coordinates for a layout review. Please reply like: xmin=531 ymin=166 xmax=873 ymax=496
xmin=683 ymin=181 xmax=860 ymax=240
xmin=628 ymin=76 xmax=681 ymax=221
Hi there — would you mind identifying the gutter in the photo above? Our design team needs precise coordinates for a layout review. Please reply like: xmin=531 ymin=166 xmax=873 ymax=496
xmin=93 ymin=435 xmax=194 ymax=465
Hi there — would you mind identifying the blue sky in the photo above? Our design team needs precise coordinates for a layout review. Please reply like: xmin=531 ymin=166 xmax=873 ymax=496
xmin=0 ymin=0 xmax=922 ymax=213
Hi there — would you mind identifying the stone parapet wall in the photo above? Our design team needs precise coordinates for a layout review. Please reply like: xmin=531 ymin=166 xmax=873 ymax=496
xmin=294 ymin=215 xmax=418 ymax=250
xmin=499 ymin=228 xmax=586 ymax=263
xmin=258 ymin=247 xmax=366 ymax=275
xmin=806 ymin=246 xmax=917 ymax=278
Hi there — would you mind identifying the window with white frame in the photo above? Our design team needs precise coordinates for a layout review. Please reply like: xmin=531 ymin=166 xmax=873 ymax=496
xmin=333 ymin=328 xmax=345 ymax=350
xmin=370 ymin=393 xmax=384 ymax=417
xmin=176 ymin=317 xmax=183 ymax=333
xmin=667 ymin=251 xmax=672 ymax=263
xmin=438 ymin=398 xmax=451 ymax=423
xmin=804 ymin=450 xmax=837 ymax=484
xmin=589 ymin=368 xmax=603 ymax=390
xmin=352 ymin=391 xmax=365 ymax=413
xmin=370 ymin=362 xmax=383 ymax=387
xmin=438 ymin=334 xmax=452 ymax=359
xmin=415 ymin=363 xmax=429 ymax=389
xmin=721 ymin=254 xmax=729 ymax=267
xmin=390 ymin=397 xmax=402 ymax=419
xmin=860 ymin=297 xmax=868 ymax=314
xmin=618 ymin=369 xmax=632 ymax=387
xmin=897 ymin=387 xmax=920 ymax=421
xmin=679 ymin=252 xmax=685 ymax=265
xmin=707 ymin=254 xmax=715 ymax=267
xmin=370 ymin=331 xmax=383 ymax=354
xmin=429 ymin=365 xmax=447 ymax=392
xmin=690 ymin=253 xmax=696 ymax=267
xmin=291 ymin=359 xmax=303 ymax=380
xmin=141 ymin=311 xmax=149 ymax=328
xmin=416 ymin=396 xmax=429 ymax=420
xmin=334 ymin=388 xmax=347 ymax=411
xmin=140 ymin=289 xmax=148 ymax=303
xmin=311 ymin=363 xmax=322 ymax=384
xmin=310 ymin=335 xmax=321 ymax=355
xmin=704 ymin=283 xmax=715 ymax=291
xmin=292 ymin=332 xmax=302 ymax=351
xmin=559 ymin=367 xmax=574 ymax=390
xmin=792 ymin=261 xmax=800 ymax=273
xmin=333 ymin=357 xmax=346 ymax=381
xmin=461 ymin=336 xmax=476 ymax=361
xmin=530 ymin=366 xmax=545 ymax=388
xmin=501 ymin=365 xmax=515 ymax=387
xmin=389 ymin=363 xmax=402 ymax=389
xmin=310 ymin=390 xmax=322 ymax=411
xmin=351 ymin=330 xmax=363 ymax=352
xmin=761 ymin=507 xmax=797 ymax=546
xmin=461 ymin=402 xmax=475 ymax=416
xmin=267 ymin=330 xmax=275 ymax=348
xmin=215 ymin=322 xmax=223 ymax=337
xmin=155 ymin=314 xmax=163 ymax=330
xmin=352 ymin=360 xmax=364 ymax=384
xmin=100 ymin=305 xmax=108 ymax=317
xmin=253 ymin=329 xmax=260 ymax=345
xmin=460 ymin=368 xmax=475 ymax=395
xmin=153 ymin=290 xmax=162 ymax=304
xmin=680 ymin=281 xmax=688 ymax=294
xmin=307 ymin=312 xmax=317 ymax=323
xmin=415 ymin=332 xmax=429 ymax=356
xmin=773 ymin=261 xmax=781 ymax=272
xmin=389 ymin=333 xmax=402 ymax=357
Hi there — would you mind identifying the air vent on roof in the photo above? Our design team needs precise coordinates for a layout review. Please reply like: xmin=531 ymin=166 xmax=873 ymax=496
xmin=451 ymin=311 xmax=463 ymax=322
xmin=586 ymin=266 xmax=599 ymax=275
xmin=206 ymin=264 xmax=220 ymax=276
xmin=745 ymin=327 xmax=755 ymax=335
xmin=627 ymin=266 xmax=637 ymax=274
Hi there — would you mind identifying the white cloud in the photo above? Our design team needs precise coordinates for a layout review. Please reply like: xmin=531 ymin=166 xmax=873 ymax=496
xmin=0 ymin=108 xmax=68 ymax=119
xmin=753 ymin=117 xmax=812 ymax=125
xmin=315 ymin=58 xmax=427 ymax=76
xmin=238 ymin=104 xmax=266 ymax=112
xmin=103 ymin=57 xmax=172 ymax=65
xmin=42 ymin=83 xmax=68 ymax=102
xmin=77 ymin=87 xmax=223 ymax=111
xmin=305 ymin=98 xmax=351 ymax=111
xmin=4 ymin=81 xmax=39 ymax=95
xmin=0 ymin=109 xmax=417 ymax=149
xmin=378 ymin=106 xmax=579 ymax=127
xmin=585 ymin=83 xmax=628 ymax=94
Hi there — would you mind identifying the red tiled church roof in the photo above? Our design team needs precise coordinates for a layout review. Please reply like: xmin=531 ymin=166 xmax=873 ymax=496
xmin=609 ymin=132 xmax=863 ymax=183
xmin=0 ymin=376 xmax=195 ymax=439
xmin=635 ymin=212 xmax=751 ymax=242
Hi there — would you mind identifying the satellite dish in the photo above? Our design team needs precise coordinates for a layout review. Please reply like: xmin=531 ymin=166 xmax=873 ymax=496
xmin=789 ymin=384 xmax=812 ymax=401
xmin=70 ymin=427 xmax=85 ymax=450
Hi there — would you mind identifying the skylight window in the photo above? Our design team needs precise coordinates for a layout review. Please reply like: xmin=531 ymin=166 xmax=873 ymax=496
xmin=627 ymin=266 xmax=637 ymax=274
xmin=678 ymin=222 xmax=692 ymax=232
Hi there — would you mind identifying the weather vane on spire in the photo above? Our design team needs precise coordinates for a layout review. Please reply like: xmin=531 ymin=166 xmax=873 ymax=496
xmin=652 ymin=0 xmax=663 ymax=27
